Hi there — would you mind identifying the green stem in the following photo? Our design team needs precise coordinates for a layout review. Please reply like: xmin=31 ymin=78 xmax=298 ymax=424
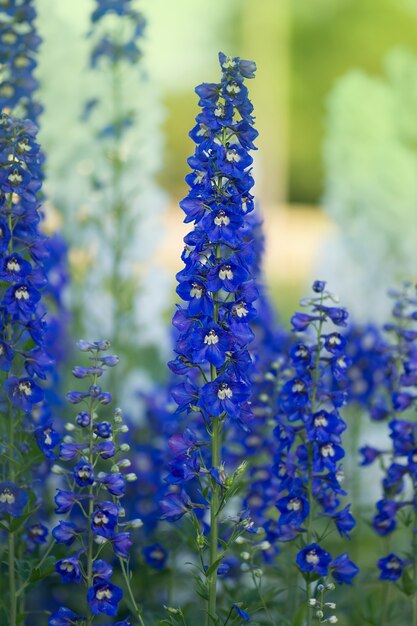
xmin=119 ymin=558 xmax=146 ymax=626
xmin=207 ymin=417 xmax=221 ymax=625
xmin=8 ymin=531 xmax=16 ymax=626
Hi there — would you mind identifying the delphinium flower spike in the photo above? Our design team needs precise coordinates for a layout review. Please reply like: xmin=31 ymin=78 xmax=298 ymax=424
xmin=0 ymin=112 xmax=65 ymax=624
xmin=75 ymin=0 xmax=168 ymax=406
xmin=360 ymin=284 xmax=417 ymax=624
xmin=0 ymin=0 xmax=42 ymax=123
xmin=271 ymin=282 xmax=358 ymax=624
xmin=49 ymin=340 xmax=145 ymax=626
xmin=0 ymin=0 xmax=70 ymax=420
xmin=162 ymin=52 xmax=258 ymax=624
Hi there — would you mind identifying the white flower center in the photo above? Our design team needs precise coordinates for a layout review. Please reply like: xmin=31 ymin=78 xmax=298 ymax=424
xmin=204 ymin=330 xmax=219 ymax=345
xmin=306 ymin=550 xmax=319 ymax=565
xmin=233 ymin=302 xmax=248 ymax=318
xmin=321 ymin=443 xmax=335 ymax=458
xmin=328 ymin=334 xmax=341 ymax=348
xmin=194 ymin=171 xmax=205 ymax=184
xmin=222 ymin=57 xmax=236 ymax=69
xmin=44 ymin=429 xmax=52 ymax=445
xmin=15 ymin=286 xmax=29 ymax=300
xmin=292 ymin=381 xmax=305 ymax=393
xmin=7 ymin=258 xmax=21 ymax=272
xmin=96 ymin=587 xmax=113 ymax=600
xmin=214 ymin=211 xmax=230 ymax=226
xmin=0 ymin=489 xmax=15 ymax=504
xmin=8 ymin=169 xmax=23 ymax=185
xmin=295 ymin=346 xmax=308 ymax=358
xmin=190 ymin=283 xmax=203 ymax=299
xmin=226 ymin=82 xmax=240 ymax=94
xmin=94 ymin=512 xmax=109 ymax=525
xmin=217 ymin=384 xmax=233 ymax=400
xmin=225 ymin=149 xmax=240 ymax=163
xmin=61 ymin=562 xmax=74 ymax=573
xmin=314 ymin=415 xmax=328 ymax=428
xmin=18 ymin=381 xmax=32 ymax=396
xmin=287 ymin=497 xmax=301 ymax=512
xmin=387 ymin=559 xmax=401 ymax=570
xmin=219 ymin=265 xmax=233 ymax=280
xmin=336 ymin=469 xmax=345 ymax=484
xmin=77 ymin=467 xmax=92 ymax=480
xmin=214 ymin=104 xmax=225 ymax=118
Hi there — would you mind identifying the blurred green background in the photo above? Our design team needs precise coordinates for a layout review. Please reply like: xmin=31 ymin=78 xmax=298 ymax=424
xmin=138 ymin=0 xmax=417 ymax=204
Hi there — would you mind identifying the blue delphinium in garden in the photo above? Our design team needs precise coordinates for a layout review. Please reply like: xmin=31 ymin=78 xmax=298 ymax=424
xmin=0 ymin=0 xmax=42 ymax=123
xmin=0 ymin=113 xmax=63 ymax=624
xmin=49 ymin=340 xmax=144 ymax=626
xmin=162 ymin=52 xmax=258 ymax=624
xmin=360 ymin=284 xmax=417 ymax=622
xmin=74 ymin=0 xmax=169 ymax=409
xmin=269 ymin=282 xmax=359 ymax=624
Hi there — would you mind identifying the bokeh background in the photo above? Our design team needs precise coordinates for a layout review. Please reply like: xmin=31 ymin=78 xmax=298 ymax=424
xmin=37 ymin=0 xmax=417 ymax=322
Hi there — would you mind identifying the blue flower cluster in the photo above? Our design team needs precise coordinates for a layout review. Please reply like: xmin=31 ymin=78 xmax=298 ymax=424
xmin=0 ymin=113 xmax=61 ymax=515
xmin=360 ymin=286 xmax=417 ymax=584
xmin=89 ymin=0 xmax=146 ymax=69
xmin=0 ymin=0 xmax=42 ymax=122
xmin=164 ymin=50 xmax=258 ymax=511
xmin=161 ymin=51 xmax=261 ymax=620
xmin=49 ymin=340 xmax=140 ymax=625
xmin=271 ymin=282 xmax=359 ymax=585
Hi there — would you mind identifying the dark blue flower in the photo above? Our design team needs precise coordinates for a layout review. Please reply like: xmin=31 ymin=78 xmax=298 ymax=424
xmin=74 ymin=461 xmax=95 ymax=487
xmin=52 ymin=521 xmax=80 ymax=546
xmin=87 ymin=580 xmax=123 ymax=616
xmin=4 ymin=375 xmax=43 ymax=411
xmin=296 ymin=543 xmax=332 ymax=576
xmin=233 ymin=603 xmax=250 ymax=621
xmin=143 ymin=543 xmax=168 ymax=570
xmin=160 ymin=491 xmax=193 ymax=522
xmin=0 ymin=481 xmax=28 ymax=517
xmin=55 ymin=554 xmax=82 ymax=584
xmin=330 ymin=552 xmax=359 ymax=584
xmin=91 ymin=501 xmax=119 ymax=537
xmin=48 ymin=607 xmax=83 ymax=626
xmin=378 ymin=553 xmax=405 ymax=581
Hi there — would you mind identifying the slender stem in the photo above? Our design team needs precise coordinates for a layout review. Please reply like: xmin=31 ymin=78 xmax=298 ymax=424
xmin=86 ymin=368 xmax=99 ymax=626
xmin=119 ymin=558 xmax=146 ymax=626
xmin=250 ymin=569 xmax=275 ymax=626
xmin=412 ymin=501 xmax=417 ymax=626
xmin=207 ymin=415 xmax=221 ymax=625
xmin=8 ymin=531 xmax=16 ymax=626
xmin=305 ymin=308 xmax=324 ymax=626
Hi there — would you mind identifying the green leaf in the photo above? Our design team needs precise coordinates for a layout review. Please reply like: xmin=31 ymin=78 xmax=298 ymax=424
xmin=28 ymin=556 xmax=55 ymax=583
xmin=401 ymin=567 xmax=415 ymax=596
xmin=205 ymin=555 xmax=224 ymax=578
xmin=194 ymin=576 xmax=209 ymax=601
xmin=293 ymin=602 xmax=306 ymax=626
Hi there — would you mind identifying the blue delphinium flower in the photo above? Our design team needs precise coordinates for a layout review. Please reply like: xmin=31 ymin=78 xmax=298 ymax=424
xmin=267 ymin=282 xmax=358 ymax=607
xmin=162 ymin=52 xmax=260 ymax=621
xmin=360 ymin=284 xmax=417 ymax=607
xmin=50 ymin=340 xmax=143 ymax=624
xmin=0 ymin=0 xmax=42 ymax=123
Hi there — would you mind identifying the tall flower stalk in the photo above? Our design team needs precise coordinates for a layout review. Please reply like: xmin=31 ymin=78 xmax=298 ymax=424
xmin=75 ymin=0 xmax=168 ymax=403
xmin=49 ymin=339 xmax=144 ymax=626
xmin=273 ymin=282 xmax=359 ymax=624
xmin=360 ymin=284 xmax=417 ymax=624
xmin=162 ymin=52 xmax=259 ymax=624
xmin=0 ymin=113 xmax=62 ymax=624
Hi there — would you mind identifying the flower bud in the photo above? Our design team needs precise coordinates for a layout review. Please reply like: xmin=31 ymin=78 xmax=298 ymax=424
xmin=125 ymin=472 xmax=137 ymax=482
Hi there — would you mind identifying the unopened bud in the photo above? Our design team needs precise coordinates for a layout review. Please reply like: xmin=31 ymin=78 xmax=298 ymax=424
xmin=125 ymin=472 xmax=137 ymax=482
